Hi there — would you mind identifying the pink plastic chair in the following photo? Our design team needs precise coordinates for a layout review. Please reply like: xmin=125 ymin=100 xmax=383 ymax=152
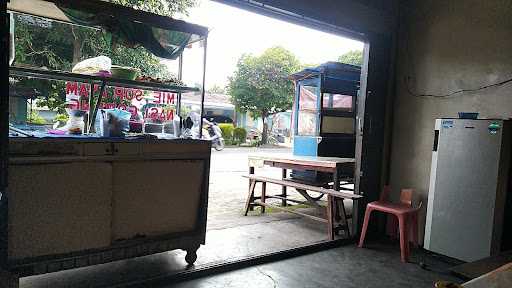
xmin=358 ymin=186 xmax=422 ymax=262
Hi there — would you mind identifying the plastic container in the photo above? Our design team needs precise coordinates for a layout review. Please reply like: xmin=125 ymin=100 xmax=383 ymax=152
xmin=66 ymin=109 xmax=86 ymax=135
xmin=96 ymin=109 xmax=131 ymax=137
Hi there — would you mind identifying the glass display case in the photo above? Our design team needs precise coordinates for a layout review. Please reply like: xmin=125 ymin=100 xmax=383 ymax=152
xmin=8 ymin=0 xmax=208 ymax=140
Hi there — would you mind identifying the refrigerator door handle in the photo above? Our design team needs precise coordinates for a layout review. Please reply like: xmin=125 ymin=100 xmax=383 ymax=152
xmin=433 ymin=130 xmax=439 ymax=151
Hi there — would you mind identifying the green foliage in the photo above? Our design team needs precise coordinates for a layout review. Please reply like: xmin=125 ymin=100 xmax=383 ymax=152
xmin=248 ymin=139 xmax=261 ymax=147
xmin=54 ymin=113 xmax=69 ymax=123
xmin=301 ymin=63 xmax=319 ymax=70
xmin=338 ymin=50 xmax=363 ymax=67
xmin=12 ymin=0 xmax=197 ymax=113
xmin=218 ymin=123 xmax=234 ymax=140
xmin=27 ymin=110 xmax=47 ymax=125
xmin=228 ymin=46 xmax=300 ymax=144
xmin=109 ymin=0 xmax=197 ymax=17
xmin=229 ymin=46 xmax=300 ymax=118
xmin=232 ymin=127 xmax=247 ymax=145
xmin=179 ymin=105 xmax=192 ymax=118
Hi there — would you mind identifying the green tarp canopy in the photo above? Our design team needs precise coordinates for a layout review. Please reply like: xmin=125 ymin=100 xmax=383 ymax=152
xmin=60 ymin=7 xmax=191 ymax=60
xmin=7 ymin=0 xmax=208 ymax=60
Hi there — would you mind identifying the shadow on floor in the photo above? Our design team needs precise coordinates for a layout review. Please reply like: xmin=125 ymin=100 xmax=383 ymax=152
xmin=19 ymin=212 xmax=463 ymax=288
xmin=20 ymin=214 xmax=327 ymax=287
xmin=156 ymin=241 xmax=464 ymax=288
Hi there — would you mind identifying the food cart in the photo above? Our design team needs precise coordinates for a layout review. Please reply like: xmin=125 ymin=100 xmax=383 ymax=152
xmin=290 ymin=62 xmax=361 ymax=183
xmin=2 ymin=0 xmax=210 ymax=283
xmin=241 ymin=62 xmax=364 ymax=241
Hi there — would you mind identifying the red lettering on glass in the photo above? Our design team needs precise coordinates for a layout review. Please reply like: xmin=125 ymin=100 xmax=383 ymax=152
xmin=135 ymin=90 xmax=143 ymax=101
xmin=66 ymin=82 xmax=78 ymax=95
xmin=79 ymin=83 xmax=89 ymax=97
xmin=153 ymin=92 xmax=162 ymax=104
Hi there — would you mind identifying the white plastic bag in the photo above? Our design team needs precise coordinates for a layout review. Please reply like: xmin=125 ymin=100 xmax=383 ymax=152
xmin=72 ymin=56 xmax=112 ymax=75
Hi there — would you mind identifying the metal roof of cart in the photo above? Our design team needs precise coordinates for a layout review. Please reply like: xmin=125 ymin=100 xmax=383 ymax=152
xmin=290 ymin=61 xmax=361 ymax=82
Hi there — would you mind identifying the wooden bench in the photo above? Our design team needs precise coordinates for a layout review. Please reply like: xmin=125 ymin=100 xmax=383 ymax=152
xmin=243 ymin=175 xmax=362 ymax=240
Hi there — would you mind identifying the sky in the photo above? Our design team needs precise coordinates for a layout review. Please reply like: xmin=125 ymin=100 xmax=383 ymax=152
xmin=164 ymin=0 xmax=363 ymax=89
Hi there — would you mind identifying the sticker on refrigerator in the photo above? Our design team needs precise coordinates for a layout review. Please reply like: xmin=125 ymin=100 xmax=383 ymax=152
xmin=489 ymin=122 xmax=500 ymax=135
xmin=442 ymin=120 xmax=454 ymax=129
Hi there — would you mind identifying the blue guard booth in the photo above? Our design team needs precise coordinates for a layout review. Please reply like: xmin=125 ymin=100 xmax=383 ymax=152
xmin=290 ymin=62 xmax=361 ymax=183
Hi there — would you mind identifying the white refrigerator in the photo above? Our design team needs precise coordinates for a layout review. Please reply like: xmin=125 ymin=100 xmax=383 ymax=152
xmin=424 ymin=119 xmax=512 ymax=262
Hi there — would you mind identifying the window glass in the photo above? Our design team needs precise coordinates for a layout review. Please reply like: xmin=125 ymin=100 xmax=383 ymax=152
xmin=321 ymin=116 xmax=354 ymax=134
xmin=9 ymin=13 xmax=202 ymax=139
xmin=322 ymin=93 xmax=353 ymax=112
xmin=297 ymin=85 xmax=318 ymax=136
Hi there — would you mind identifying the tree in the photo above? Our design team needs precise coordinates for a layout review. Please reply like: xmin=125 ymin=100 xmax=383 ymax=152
xmin=228 ymin=46 xmax=301 ymax=144
xmin=13 ymin=0 xmax=197 ymax=114
xmin=338 ymin=50 xmax=363 ymax=66
xmin=110 ymin=0 xmax=197 ymax=16
xmin=207 ymin=84 xmax=226 ymax=94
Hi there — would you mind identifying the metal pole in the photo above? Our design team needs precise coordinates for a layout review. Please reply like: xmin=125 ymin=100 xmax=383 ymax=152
xmin=87 ymin=81 xmax=94 ymax=134
xmin=87 ymin=80 xmax=106 ymax=134
xmin=199 ymin=37 xmax=208 ymax=139
xmin=177 ymin=54 xmax=183 ymax=117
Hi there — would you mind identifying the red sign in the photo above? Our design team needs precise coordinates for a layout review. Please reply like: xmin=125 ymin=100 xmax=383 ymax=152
xmin=65 ymin=82 xmax=177 ymax=121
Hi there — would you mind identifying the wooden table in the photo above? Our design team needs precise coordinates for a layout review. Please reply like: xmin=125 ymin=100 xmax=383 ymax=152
xmin=246 ymin=154 xmax=360 ymax=240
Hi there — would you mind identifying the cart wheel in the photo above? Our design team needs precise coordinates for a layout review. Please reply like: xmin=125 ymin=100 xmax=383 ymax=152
xmin=185 ymin=249 xmax=198 ymax=265
xmin=296 ymin=188 xmax=324 ymax=201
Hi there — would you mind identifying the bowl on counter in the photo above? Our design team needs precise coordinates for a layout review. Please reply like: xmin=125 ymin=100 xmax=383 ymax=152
xmin=110 ymin=66 xmax=140 ymax=80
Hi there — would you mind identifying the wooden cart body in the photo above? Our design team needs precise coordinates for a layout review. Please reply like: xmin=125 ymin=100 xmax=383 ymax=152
xmin=4 ymin=138 xmax=210 ymax=277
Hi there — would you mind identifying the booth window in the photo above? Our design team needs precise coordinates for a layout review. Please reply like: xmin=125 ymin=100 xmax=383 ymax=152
xmin=297 ymin=85 xmax=318 ymax=136
xmin=322 ymin=93 xmax=353 ymax=112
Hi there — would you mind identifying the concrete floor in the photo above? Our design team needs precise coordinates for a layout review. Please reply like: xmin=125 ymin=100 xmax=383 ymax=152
xmin=20 ymin=215 xmax=328 ymax=287
xmin=19 ymin=147 xmax=462 ymax=287
xmin=20 ymin=223 xmax=462 ymax=287
xmin=160 ymin=242 xmax=462 ymax=288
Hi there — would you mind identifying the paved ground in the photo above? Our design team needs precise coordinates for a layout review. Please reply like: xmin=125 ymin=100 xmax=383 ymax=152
xmin=207 ymin=146 xmax=299 ymax=230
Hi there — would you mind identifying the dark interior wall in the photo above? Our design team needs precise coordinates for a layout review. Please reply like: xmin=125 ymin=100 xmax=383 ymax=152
xmin=389 ymin=0 xmax=512 ymax=241
xmin=1 ymin=4 xmax=9 ymax=266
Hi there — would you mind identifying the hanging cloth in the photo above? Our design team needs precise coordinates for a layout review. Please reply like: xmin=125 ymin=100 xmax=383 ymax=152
xmin=59 ymin=7 xmax=191 ymax=60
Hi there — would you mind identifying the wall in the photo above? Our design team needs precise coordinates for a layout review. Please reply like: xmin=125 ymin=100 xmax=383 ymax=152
xmin=389 ymin=0 xmax=512 ymax=240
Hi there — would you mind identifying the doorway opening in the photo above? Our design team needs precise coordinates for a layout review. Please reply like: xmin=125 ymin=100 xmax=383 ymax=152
xmin=185 ymin=0 xmax=367 ymax=267
xmin=18 ymin=1 xmax=374 ymax=286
